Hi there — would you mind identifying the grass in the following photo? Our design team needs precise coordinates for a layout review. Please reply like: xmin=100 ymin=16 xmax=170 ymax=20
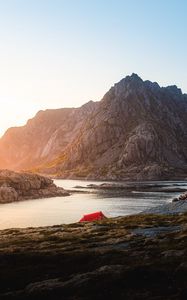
xmin=0 ymin=213 xmax=187 ymax=299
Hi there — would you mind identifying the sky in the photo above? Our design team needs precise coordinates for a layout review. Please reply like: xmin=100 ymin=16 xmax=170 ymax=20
xmin=0 ymin=0 xmax=186 ymax=136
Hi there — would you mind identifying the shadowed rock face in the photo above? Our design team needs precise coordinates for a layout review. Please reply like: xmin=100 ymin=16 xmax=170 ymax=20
xmin=0 ymin=74 xmax=187 ymax=180
xmin=0 ymin=169 xmax=69 ymax=203
xmin=39 ymin=74 xmax=187 ymax=179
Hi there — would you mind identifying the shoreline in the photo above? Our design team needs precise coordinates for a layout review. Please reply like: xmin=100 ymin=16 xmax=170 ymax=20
xmin=0 ymin=211 xmax=187 ymax=299
xmin=0 ymin=197 xmax=187 ymax=232
xmin=0 ymin=189 xmax=187 ymax=299
xmin=53 ymin=175 xmax=187 ymax=182
xmin=0 ymin=170 xmax=70 ymax=204
xmin=0 ymin=180 xmax=186 ymax=230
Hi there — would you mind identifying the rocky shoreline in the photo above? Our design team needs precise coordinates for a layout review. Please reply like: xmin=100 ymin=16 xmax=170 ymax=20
xmin=142 ymin=191 xmax=187 ymax=215
xmin=74 ymin=182 xmax=187 ymax=193
xmin=0 ymin=179 xmax=187 ymax=299
xmin=143 ymin=200 xmax=187 ymax=215
xmin=0 ymin=170 xmax=70 ymax=203
xmin=0 ymin=212 xmax=187 ymax=299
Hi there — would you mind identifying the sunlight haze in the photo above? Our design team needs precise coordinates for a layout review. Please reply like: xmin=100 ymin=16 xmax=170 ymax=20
xmin=0 ymin=0 xmax=186 ymax=136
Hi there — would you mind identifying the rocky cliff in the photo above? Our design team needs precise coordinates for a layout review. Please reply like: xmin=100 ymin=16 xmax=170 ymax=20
xmin=0 ymin=101 xmax=97 ymax=170
xmin=37 ymin=74 xmax=187 ymax=180
xmin=0 ymin=74 xmax=187 ymax=180
xmin=0 ymin=170 xmax=69 ymax=203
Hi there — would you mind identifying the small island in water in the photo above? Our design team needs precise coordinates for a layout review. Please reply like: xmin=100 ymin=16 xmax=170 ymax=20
xmin=0 ymin=169 xmax=69 ymax=203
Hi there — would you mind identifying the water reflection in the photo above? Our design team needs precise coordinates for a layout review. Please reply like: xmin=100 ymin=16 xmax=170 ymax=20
xmin=0 ymin=179 xmax=186 ymax=229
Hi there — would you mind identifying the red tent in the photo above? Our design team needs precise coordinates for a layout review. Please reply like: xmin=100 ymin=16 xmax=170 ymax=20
xmin=79 ymin=211 xmax=106 ymax=222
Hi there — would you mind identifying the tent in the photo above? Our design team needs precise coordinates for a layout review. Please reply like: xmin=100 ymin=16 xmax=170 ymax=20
xmin=79 ymin=211 xmax=106 ymax=222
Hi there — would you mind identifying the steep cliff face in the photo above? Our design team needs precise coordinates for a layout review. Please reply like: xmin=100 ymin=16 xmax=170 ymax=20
xmin=39 ymin=74 xmax=187 ymax=180
xmin=0 ymin=74 xmax=187 ymax=180
xmin=0 ymin=101 xmax=97 ymax=170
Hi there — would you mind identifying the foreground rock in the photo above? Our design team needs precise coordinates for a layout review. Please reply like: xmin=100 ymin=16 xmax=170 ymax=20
xmin=0 ymin=213 xmax=187 ymax=299
xmin=0 ymin=169 xmax=69 ymax=203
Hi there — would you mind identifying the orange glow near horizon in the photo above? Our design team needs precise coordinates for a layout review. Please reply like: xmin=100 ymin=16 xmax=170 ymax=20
xmin=0 ymin=98 xmax=41 ymax=137
xmin=0 ymin=0 xmax=186 ymax=137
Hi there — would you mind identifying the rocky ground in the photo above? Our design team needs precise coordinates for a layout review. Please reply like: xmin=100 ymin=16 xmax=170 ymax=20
xmin=143 ymin=191 xmax=187 ymax=215
xmin=0 ymin=169 xmax=69 ymax=203
xmin=0 ymin=212 xmax=187 ymax=299
xmin=143 ymin=200 xmax=187 ymax=215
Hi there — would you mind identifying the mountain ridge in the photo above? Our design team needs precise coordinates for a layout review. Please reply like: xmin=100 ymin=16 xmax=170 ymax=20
xmin=0 ymin=73 xmax=187 ymax=180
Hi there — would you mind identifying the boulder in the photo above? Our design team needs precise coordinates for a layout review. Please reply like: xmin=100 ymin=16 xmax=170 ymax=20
xmin=172 ymin=197 xmax=179 ymax=202
xmin=179 ymin=192 xmax=187 ymax=201
xmin=0 ymin=186 xmax=18 ymax=203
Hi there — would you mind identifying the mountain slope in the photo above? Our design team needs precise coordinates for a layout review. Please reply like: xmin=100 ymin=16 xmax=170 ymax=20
xmin=0 ymin=74 xmax=187 ymax=180
xmin=36 ymin=74 xmax=187 ymax=179
xmin=0 ymin=101 xmax=97 ymax=170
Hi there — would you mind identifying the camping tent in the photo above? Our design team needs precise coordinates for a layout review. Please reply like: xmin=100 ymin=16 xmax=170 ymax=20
xmin=79 ymin=211 xmax=106 ymax=222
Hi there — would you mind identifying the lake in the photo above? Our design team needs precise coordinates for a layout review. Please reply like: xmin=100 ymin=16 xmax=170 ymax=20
xmin=0 ymin=179 xmax=186 ymax=229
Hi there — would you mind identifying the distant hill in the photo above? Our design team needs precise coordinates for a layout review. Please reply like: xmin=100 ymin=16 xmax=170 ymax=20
xmin=0 ymin=73 xmax=187 ymax=180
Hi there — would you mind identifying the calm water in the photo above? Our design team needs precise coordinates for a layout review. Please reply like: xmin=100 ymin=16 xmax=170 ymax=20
xmin=0 ymin=179 xmax=186 ymax=229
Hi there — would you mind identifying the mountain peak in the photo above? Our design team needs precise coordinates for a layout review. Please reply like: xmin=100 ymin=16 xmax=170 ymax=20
xmin=112 ymin=73 xmax=144 ymax=97
xmin=120 ymin=73 xmax=143 ymax=84
xmin=118 ymin=73 xmax=143 ymax=86
xmin=165 ymin=85 xmax=182 ymax=96
xmin=129 ymin=73 xmax=142 ymax=80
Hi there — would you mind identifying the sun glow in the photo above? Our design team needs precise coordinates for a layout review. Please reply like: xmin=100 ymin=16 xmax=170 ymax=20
xmin=0 ymin=0 xmax=186 ymax=137
xmin=0 ymin=97 xmax=40 ymax=136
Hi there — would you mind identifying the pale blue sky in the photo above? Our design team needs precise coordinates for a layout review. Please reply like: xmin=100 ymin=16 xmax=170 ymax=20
xmin=0 ymin=0 xmax=186 ymax=135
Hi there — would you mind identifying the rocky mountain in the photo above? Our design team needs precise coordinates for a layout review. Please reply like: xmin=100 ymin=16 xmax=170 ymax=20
xmin=0 ymin=101 xmax=97 ymax=170
xmin=0 ymin=73 xmax=187 ymax=180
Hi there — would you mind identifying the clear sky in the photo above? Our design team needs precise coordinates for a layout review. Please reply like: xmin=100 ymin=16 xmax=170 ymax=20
xmin=0 ymin=0 xmax=186 ymax=136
